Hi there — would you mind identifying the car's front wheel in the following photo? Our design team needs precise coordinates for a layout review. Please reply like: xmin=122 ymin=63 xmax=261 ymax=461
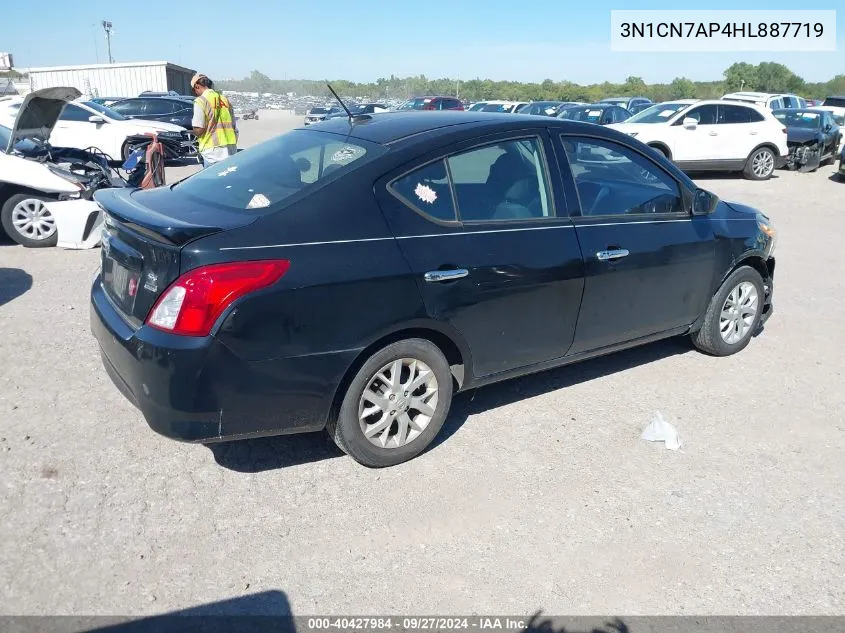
xmin=1 ymin=193 xmax=58 ymax=248
xmin=329 ymin=339 xmax=453 ymax=467
xmin=743 ymin=147 xmax=776 ymax=180
xmin=692 ymin=266 xmax=765 ymax=356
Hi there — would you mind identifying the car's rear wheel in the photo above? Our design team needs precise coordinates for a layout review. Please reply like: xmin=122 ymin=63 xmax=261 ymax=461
xmin=692 ymin=266 xmax=765 ymax=356
xmin=1 ymin=193 xmax=58 ymax=248
xmin=329 ymin=339 xmax=453 ymax=467
xmin=743 ymin=147 xmax=776 ymax=180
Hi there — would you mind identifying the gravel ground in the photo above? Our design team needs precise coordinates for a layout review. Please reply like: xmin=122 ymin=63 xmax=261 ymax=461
xmin=1 ymin=112 xmax=843 ymax=617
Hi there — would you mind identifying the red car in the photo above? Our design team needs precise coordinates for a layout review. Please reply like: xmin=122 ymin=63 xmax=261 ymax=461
xmin=396 ymin=96 xmax=464 ymax=111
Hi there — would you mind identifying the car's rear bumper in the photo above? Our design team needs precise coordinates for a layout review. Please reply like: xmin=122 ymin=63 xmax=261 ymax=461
xmin=90 ymin=278 xmax=355 ymax=443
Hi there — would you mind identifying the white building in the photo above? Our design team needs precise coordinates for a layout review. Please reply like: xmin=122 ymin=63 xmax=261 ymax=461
xmin=21 ymin=61 xmax=196 ymax=98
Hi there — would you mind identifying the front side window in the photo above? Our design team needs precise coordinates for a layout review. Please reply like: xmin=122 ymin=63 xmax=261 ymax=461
xmin=59 ymin=104 xmax=93 ymax=122
xmin=447 ymin=138 xmax=552 ymax=222
xmin=680 ymin=104 xmax=718 ymax=125
xmin=109 ymin=100 xmax=142 ymax=115
xmin=561 ymin=136 xmax=685 ymax=217
xmin=174 ymin=129 xmax=384 ymax=213
xmin=144 ymin=99 xmax=177 ymax=115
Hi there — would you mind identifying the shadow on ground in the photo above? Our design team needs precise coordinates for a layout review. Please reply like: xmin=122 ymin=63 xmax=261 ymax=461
xmin=209 ymin=337 xmax=691 ymax=473
xmin=0 ymin=267 xmax=33 ymax=307
xmin=78 ymin=590 xmax=294 ymax=632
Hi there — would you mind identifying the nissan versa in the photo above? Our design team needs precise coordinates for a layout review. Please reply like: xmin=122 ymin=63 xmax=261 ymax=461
xmin=90 ymin=111 xmax=777 ymax=467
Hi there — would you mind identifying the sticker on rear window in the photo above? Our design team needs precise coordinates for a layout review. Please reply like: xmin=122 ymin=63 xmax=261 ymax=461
xmin=217 ymin=165 xmax=238 ymax=177
xmin=330 ymin=146 xmax=364 ymax=163
xmin=414 ymin=183 xmax=437 ymax=204
xmin=247 ymin=193 xmax=271 ymax=209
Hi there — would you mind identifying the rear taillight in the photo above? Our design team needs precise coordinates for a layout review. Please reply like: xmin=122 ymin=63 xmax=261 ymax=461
xmin=146 ymin=260 xmax=290 ymax=336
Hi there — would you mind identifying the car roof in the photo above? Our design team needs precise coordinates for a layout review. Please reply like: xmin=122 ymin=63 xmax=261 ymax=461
xmin=308 ymin=110 xmax=608 ymax=146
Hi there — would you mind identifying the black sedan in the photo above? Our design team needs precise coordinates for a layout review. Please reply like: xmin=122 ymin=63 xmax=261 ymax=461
xmin=109 ymin=97 xmax=195 ymax=130
xmin=90 ymin=111 xmax=777 ymax=467
xmin=773 ymin=108 xmax=841 ymax=171
xmin=557 ymin=103 xmax=632 ymax=125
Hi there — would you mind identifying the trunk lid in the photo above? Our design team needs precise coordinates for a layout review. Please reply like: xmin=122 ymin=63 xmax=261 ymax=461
xmin=94 ymin=186 xmax=261 ymax=327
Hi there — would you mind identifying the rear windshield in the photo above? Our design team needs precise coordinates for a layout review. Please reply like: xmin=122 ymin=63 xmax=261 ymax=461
xmin=559 ymin=107 xmax=605 ymax=122
xmin=823 ymin=97 xmax=845 ymax=107
xmin=174 ymin=129 xmax=385 ymax=212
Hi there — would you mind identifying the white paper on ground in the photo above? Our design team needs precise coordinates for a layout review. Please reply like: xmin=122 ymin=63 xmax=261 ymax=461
xmin=641 ymin=411 xmax=682 ymax=450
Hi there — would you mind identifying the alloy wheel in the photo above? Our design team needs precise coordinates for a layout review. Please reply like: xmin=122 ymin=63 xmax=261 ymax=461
xmin=11 ymin=199 xmax=56 ymax=241
xmin=751 ymin=150 xmax=774 ymax=178
xmin=719 ymin=281 xmax=759 ymax=344
xmin=358 ymin=358 xmax=439 ymax=449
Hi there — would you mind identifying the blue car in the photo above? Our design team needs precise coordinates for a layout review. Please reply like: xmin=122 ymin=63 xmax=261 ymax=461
xmin=90 ymin=111 xmax=777 ymax=467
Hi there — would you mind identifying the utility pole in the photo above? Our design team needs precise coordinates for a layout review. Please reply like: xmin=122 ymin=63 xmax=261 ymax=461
xmin=101 ymin=20 xmax=114 ymax=63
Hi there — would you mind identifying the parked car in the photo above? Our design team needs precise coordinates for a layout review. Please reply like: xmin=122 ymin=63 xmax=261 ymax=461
xmin=600 ymin=97 xmax=653 ymax=114
xmin=325 ymin=103 xmax=390 ymax=119
xmin=139 ymin=90 xmax=185 ymax=98
xmin=0 ymin=97 xmax=190 ymax=164
xmin=609 ymin=100 xmax=788 ymax=180
xmin=396 ymin=96 xmax=464 ymax=111
xmin=773 ymin=108 xmax=841 ymax=171
xmin=557 ymin=104 xmax=632 ymax=125
xmin=838 ymin=144 xmax=845 ymax=180
xmin=468 ymin=100 xmax=527 ymax=114
xmin=815 ymin=96 xmax=845 ymax=133
xmin=515 ymin=101 xmax=565 ymax=116
xmin=90 ymin=110 xmax=777 ymax=467
xmin=108 ymin=97 xmax=195 ymax=130
xmin=0 ymin=87 xmax=122 ymax=247
xmin=304 ymin=106 xmax=331 ymax=125
xmin=89 ymin=97 xmax=124 ymax=107
xmin=721 ymin=92 xmax=806 ymax=110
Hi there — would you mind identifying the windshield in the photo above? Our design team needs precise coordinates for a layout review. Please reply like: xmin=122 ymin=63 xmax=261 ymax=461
xmin=626 ymin=102 xmax=692 ymax=123
xmin=84 ymin=101 xmax=126 ymax=121
xmin=823 ymin=97 xmax=845 ymax=108
xmin=559 ymin=107 xmax=606 ymax=122
xmin=0 ymin=123 xmax=43 ymax=153
xmin=600 ymin=98 xmax=627 ymax=105
xmin=174 ymin=129 xmax=386 ymax=212
xmin=468 ymin=103 xmax=486 ymax=111
xmin=397 ymin=98 xmax=427 ymax=111
xmin=773 ymin=110 xmax=821 ymax=129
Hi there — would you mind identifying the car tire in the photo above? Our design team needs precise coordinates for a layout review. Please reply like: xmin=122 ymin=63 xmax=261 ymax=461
xmin=743 ymin=147 xmax=776 ymax=180
xmin=1 ymin=193 xmax=59 ymax=248
xmin=692 ymin=266 xmax=765 ymax=357
xmin=329 ymin=338 xmax=454 ymax=467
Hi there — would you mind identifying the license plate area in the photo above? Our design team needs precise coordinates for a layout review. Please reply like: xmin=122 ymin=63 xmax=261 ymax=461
xmin=101 ymin=231 xmax=143 ymax=316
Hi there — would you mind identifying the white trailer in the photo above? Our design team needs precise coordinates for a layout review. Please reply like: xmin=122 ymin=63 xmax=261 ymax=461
xmin=23 ymin=61 xmax=196 ymax=99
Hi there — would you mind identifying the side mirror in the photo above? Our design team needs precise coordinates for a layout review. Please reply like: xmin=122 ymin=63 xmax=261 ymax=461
xmin=88 ymin=115 xmax=105 ymax=124
xmin=682 ymin=117 xmax=698 ymax=129
xmin=692 ymin=188 xmax=718 ymax=216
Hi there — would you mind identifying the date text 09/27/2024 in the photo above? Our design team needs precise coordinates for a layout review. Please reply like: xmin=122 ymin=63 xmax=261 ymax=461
xmin=306 ymin=618 xmax=531 ymax=631
xmin=619 ymin=22 xmax=824 ymax=39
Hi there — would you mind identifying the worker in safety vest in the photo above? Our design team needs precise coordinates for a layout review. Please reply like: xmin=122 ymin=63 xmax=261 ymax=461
xmin=190 ymin=72 xmax=238 ymax=167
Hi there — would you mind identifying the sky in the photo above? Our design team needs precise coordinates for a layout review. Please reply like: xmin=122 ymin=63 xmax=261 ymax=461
xmin=1 ymin=1 xmax=842 ymax=84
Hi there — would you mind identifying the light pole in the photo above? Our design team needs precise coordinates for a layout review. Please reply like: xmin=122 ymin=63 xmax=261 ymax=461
xmin=101 ymin=20 xmax=114 ymax=63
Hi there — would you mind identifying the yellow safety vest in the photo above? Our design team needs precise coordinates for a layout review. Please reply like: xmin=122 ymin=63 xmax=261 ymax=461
xmin=196 ymin=89 xmax=237 ymax=152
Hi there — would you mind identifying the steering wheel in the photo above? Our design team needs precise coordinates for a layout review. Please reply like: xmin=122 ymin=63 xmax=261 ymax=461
xmin=588 ymin=186 xmax=611 ymax=216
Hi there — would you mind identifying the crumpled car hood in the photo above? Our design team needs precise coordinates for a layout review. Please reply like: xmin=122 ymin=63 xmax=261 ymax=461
xmin=5 ymin=86 xmax=82 ymax=154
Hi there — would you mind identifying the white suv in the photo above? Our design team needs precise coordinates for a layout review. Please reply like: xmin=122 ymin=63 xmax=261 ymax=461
xmin=608 ymin=100 xmax=788 ymax=180
xmin=721 ymin=92 xmax=806 ymax=110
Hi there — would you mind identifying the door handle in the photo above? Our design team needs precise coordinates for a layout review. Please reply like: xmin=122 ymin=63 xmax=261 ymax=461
xmin=596 ymin=249 xmax=629 ymax=261
xmin=750 ymin=131 xmax=758 ymax=135
xmin=424 ymin=269 xmax=469 ymax=282
xmin=708 ymin=131 xmax=718 ymax=136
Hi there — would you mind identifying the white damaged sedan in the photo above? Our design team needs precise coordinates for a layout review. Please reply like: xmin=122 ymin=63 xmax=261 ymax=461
xmin=0 ymin=87 xmax=123 ymax=247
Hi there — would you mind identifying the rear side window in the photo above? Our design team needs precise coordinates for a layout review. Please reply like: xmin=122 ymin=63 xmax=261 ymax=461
xmin=719 ymin=104 xmax=752 ymax=124
xmin=390 ymin=160 xmax=456 ymax=222
xmin=174 ymin=129 xmax=385 ymax=213
xmin=447 ymin=138 xmax=553 ymax=222
xmin=109 ymin=100 xmax=141 ymax=115
xmin=144 ymin=99 xmax=177 ymax=115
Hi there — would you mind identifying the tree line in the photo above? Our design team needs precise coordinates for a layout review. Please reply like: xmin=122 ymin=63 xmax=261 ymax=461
xmin=218 ymin=63 xmax=845 ymax=103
